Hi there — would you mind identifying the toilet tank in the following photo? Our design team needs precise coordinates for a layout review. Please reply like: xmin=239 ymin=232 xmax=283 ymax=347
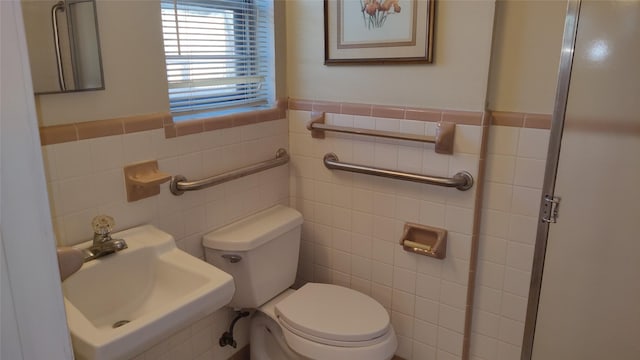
xmin=203 ymin=205 xmax=303 ymax=309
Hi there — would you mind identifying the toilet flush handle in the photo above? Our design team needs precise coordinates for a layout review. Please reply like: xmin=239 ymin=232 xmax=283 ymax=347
xmin=222 ymin=254 xmax=242 ymax=263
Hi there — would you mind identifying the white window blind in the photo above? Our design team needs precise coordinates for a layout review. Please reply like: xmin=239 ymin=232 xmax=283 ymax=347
xmin=161 ymin=0 xmax=274 ymax=116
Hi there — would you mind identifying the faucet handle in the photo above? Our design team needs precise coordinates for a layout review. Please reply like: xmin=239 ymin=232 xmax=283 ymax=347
xmin=92 ymin=215 xmax=115 ymax=235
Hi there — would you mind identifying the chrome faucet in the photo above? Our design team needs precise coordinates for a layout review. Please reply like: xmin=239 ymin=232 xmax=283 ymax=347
xmin=82 ymin=215 xmax=128 ymax=262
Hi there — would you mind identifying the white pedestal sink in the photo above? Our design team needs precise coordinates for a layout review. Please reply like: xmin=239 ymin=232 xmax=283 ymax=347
xmin=62 ymin=225 xmax=235 ymax=360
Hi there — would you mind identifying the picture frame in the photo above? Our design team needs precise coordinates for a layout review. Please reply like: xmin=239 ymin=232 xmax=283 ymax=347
xmin=324 ymin=0 xmax=435 ymax=65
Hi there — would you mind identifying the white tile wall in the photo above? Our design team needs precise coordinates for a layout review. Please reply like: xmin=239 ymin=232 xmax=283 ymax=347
xmin=471 ymin=126 xmax=550 ymax=360
xmin=41 ymin=119 xmax=289 ymax=360
xmin=288 ymin=110 xmax=483 ymax=359
xmin=42 ymin=115 xmax=547 ymax=360
xmin=129 ymin=307 xmax=250 ymax=360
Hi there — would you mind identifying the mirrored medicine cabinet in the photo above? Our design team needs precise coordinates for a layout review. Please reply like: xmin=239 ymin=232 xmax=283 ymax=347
xmin=21 ymin=0 xmax=104 ymax=94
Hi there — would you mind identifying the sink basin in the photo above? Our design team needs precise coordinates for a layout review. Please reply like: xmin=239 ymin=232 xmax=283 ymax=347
xmin=62 ymin=225 xmax=234 ymax=360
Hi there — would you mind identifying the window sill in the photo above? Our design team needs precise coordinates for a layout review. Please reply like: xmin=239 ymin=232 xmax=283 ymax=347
xmin=165 ymin=101 xmax=287 ymax=138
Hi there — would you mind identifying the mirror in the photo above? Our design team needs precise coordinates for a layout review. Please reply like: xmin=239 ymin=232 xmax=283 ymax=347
xmin=21 ymin=0 xmax=104 ymax=94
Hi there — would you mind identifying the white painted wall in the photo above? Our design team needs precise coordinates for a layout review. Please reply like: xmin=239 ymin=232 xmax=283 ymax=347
xmin=0 ymin=1 xmax=74 ymax=358
xmin=487 ymin=0 xmax=566 ymax=113
xmin=34 ymin=0 xmax=170 ymax=126
xmin=1 ymin=233 xmax=24 ymax=360
xmin=286 ymin=0 xmax=496 ymax=112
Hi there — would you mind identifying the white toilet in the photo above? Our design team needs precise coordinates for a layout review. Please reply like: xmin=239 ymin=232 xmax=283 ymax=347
xmin=203 ymin=205 xmax=397 ymax=360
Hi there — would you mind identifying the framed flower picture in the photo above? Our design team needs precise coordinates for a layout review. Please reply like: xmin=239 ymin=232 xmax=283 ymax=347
xmin=324 ymin=0 xmax=435 ymax=64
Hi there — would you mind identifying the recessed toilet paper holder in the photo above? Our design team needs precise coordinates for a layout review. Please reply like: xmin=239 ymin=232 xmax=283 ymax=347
xmin=400 ymin=222 xmax=447 ymax=259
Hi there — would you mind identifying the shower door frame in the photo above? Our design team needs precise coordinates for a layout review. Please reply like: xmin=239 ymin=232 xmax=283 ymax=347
xmin=520 ymin=0 xmax=581 ymax=359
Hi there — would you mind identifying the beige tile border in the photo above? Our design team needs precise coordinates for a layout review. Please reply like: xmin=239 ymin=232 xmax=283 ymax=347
xmin=76 ymin=118 xmax=124 ymax=140
xmin=563 ymin=116 xmax=640 ymax=134
xmin=490 ymin=111 xmax=524 ymax=127
xmin=289 ymin=98 xmax=485 ymax=126
xmin=372 ymin=104 xmax=405 ymax=119
xmin=41 ymin=97 xmax=490 ymax=146
xmin=341 ymin=102 xmax=372 ymax=116
xmin=287 ymin=98 xmax=313 ymax=111
xmin=123 ymin=113 xmax=167 ymax=133
xmin=39 ymin=99 xmax=288 ymax=146
xmin=312 ymin=100 xmax=341 ymax=113
xmin=442 ymin=110 xmax=485 ymax=126
xmin=490 ymin=111 xmax=552 ymax=129
xmin=39 ymin=124 xmax=78 ymax=145
xmin=40 ymin=112 xmax=166 ymax=145
xmin=524 ymin=113 xmax=552 ymax=129
xmin=405 ymin=107 xmax=443 ymax=122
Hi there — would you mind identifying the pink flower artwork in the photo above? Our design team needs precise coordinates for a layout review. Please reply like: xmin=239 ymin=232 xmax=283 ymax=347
xmin=360 ymin=0 xmax=402 ymax=29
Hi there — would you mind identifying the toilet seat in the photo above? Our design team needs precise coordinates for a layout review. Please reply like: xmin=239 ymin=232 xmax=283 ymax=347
xmin=274 ymin=283 xmax=391 ymax=347
xmin=279 ymin=321 xmax=397 ymax=360
xmin=255 ymin=285 xmax=397 ymax=360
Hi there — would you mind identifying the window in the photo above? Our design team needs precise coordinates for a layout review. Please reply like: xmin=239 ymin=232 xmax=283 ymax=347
xmin=160 ymin=0 xmax=274 ymax=119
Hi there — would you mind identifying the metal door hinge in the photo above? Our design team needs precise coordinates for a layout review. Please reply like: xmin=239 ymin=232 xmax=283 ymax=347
xmin=542 ymin=195 xmax=561 ymax=223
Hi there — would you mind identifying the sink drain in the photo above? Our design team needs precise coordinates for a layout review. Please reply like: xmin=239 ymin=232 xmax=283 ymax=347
xmin=112 ymin=320 xmax=130 ymax=328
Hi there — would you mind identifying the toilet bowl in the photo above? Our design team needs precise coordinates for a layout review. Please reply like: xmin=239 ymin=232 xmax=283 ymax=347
xmin=203 ymin=205 xmax=397 ymax=359
xmin=251 ymin=288 xmax=397 ymax=360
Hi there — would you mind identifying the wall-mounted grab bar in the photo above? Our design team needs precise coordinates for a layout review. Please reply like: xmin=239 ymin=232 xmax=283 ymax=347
xmin=51 ymin=1 xmax=67 ymax=91
xmin=323 ymin=153 xmax=473 ymax=191
xmin=170 ymin=148 xmax=289 ymax=195
xmin=308 ymin=112 xmax=455 ymax=154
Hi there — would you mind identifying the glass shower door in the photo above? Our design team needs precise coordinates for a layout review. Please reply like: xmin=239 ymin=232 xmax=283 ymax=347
xmin=530 ymin=1 xmax=640 ymax=359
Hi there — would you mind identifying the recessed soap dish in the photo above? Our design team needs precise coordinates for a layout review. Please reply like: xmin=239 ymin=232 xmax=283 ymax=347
xmin=400 ymin=222 xmax=447 ymax=259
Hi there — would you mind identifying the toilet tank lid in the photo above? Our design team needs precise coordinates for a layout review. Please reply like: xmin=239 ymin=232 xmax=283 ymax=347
xmin=203 ymin=205 xmax=303 ymax=251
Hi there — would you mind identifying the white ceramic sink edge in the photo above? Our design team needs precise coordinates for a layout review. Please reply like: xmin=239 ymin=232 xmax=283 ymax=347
xmin=62 ymin=225 xmax=235 ymax=360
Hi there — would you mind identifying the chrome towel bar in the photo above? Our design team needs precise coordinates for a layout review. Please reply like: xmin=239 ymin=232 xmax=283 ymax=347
xmin=323 ymin=153 xmax=473 ymax=191
xmin=311 ymin=122 xmax=437 ymax=143
xmin=170 ymin=148 xmax=289 ymax=195
xmin=307 ymin=112 xmax=455 ymax=154
xmin=51 ymin=1 xmax=67 ymax=91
